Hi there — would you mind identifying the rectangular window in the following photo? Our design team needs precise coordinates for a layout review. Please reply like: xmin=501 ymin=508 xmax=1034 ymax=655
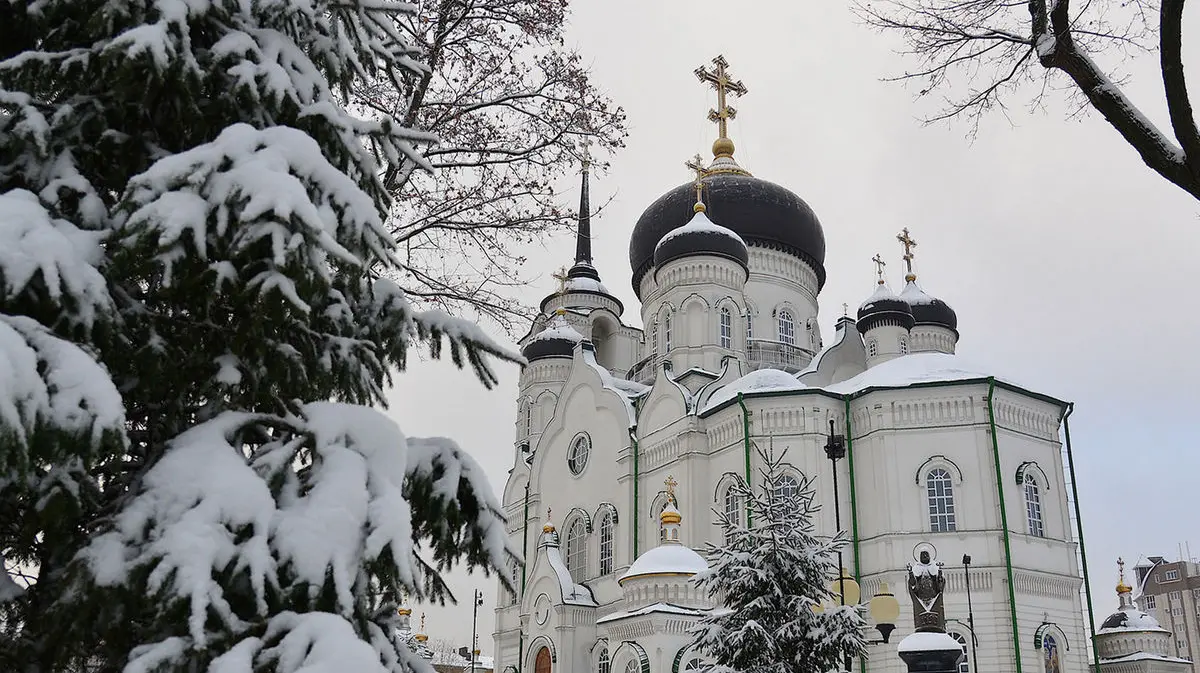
xmin=1173 ymin=607 xmax=1184 ymax=616
xmin=1178 ymin=640 xmax=1187 ymax=650
xmin=1170 ymin=590 xmax=1182 ymax=600
xmin=719 ymin=309 xmax=732 ymax=349
xmin=1165 ymin=569 xmax=1181 ymax=581
xmin=1145 ymin=595 xmax=1157 ymax=609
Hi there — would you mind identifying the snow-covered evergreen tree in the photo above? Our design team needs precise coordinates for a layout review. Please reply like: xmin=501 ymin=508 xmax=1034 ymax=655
xmin=690 ymin=447 xmax=867 ymax=673
xmin=0 ymin=1 xmax=520 ymax=671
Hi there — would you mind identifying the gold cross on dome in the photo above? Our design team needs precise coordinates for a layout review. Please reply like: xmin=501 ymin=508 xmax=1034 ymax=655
xmin=695 ymin=55 xmax=747 ymax=141
xmin=551 ymin=267 xmax=569 ymax=296
xmin=872 ymin=253 xmax=887 ymax=284
xmin=664 ymin=475 xmax=678 ymax=502
xmin=685 ymin=154 xmax=708 ymax=211
xmin=1118 ymin=557 xmax=1126 ymax=581
xmin=896 ymin=227 xmax=918 ymax=279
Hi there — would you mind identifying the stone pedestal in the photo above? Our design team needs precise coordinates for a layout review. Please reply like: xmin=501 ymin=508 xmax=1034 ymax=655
xmin=897 ymin=631 xmax=965 ymax=673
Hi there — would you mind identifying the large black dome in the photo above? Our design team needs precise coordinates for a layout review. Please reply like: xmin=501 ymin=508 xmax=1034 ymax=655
xmin=629 ymin=173 xmax=825 ymax=297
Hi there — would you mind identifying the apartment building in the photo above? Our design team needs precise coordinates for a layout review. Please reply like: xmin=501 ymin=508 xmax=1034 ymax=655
xmin=1135 ymin=558 xmax=1200 ymax=671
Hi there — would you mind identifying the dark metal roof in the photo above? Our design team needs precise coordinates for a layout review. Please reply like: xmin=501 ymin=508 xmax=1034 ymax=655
xmin=521 ymin=336 xmax=577 ymax=361
xmin=629 ymin=173 xmax=826 ymax=297
xmin=653 ymin=225 xmax=749 ymax=270
xmin=857 ymin=296 xmax=915 ymax=333
xmin=911 ymin=299 xmax=958 ymax=330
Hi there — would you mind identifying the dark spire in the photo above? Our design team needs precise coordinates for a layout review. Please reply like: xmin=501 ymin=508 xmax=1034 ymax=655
xmin=568 ymin=158 xmax=600 ymax=281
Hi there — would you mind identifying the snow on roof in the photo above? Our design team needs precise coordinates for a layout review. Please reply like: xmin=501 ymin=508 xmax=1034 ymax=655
xmin=565 ymin=276 xmax=609 ymax=295
xmin=595 ymin=602 xmax=704 ymax=624
xmin=1098 ymin=607 xmax=1169 ymax=634
xmin=655 ymin=210 xmax=745 ymax=249
xmin=581 ymin=347 xmax=648 ymax=429
xmin=541 ymin=531 xmax=596 ymax=606
xmin=431 ymin=651 xmax=495 ymax=668
xmin=899 ymin=279 xmax=936 ymax=305
xmin=702 ymin=353 xmax=1061 ymax=414
xmin=1099 ymin=652 xmax=1192 ymax=664
xmin=859 ymin=282 xmax=898 ymax=311
xmin=619 ymin=544 xmax=708 ymax=584
xmin=822 ymin=352 xmax=1021 ymax=396
xmin=897 ymin=631 xmax=965 ymax=653
xmin=703 ymin=368 xmax=805 ymax=412
xmin=527 ymin=315 xmax=582 ymax=344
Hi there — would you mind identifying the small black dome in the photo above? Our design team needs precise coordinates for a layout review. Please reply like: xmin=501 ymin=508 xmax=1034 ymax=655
xmin=629 ymin=173 xmax=825 ymax=297
xmin=857 ymin=284 xmax=915 ymax=334
xmin=653 ymin=211 xmax=749 ymax=270
xmin=900 ymin=280 xmax=958 ymax=330
xmin=1101 ymin=612 xmax=1130 ymax=630
xmin=521 ymin=317 xmax=582 ymax=362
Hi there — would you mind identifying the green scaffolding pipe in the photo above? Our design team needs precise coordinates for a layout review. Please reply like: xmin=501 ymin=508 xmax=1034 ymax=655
xmin=1063 ymin=404 xmax=1100 ymax=673
xmin=988 ymin=378 xmax=1023 ymax=673
xmin=737 ymin=393 xmax=753 ymax=527
xmin=631 ymin=428 xmax=640 ymax=559
xmin=844 ymin=397 xmax=866 ymax=673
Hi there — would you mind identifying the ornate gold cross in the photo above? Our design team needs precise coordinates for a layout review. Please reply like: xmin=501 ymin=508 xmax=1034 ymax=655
xmin=695 ymin=55 xmax=747 ymax=141
xmin=872 ymin=253 xmax=887 ymax=283
xmin=685 ymin=153 xmax=707 ymax=211
xmin=551 ymin=266 xmax=569 ymax=296
xmin=896 ymin=227 xmax=917 ymax=279
xmin=664 ymin=475 xmax=678 ymax=502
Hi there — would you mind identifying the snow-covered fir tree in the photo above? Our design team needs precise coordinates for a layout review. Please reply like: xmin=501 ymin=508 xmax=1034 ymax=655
xmin=0 ymin=1 xmax=519 ymax=671
xmin=690 ymin=447 xmax=867 ymax=673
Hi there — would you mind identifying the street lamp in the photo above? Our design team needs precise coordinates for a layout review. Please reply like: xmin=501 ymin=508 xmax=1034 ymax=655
xmin=824 ymin=419 xmax=847 ymax=568
xmin=812 ymin=574 xmax=901 ymax=650
xmin=962 ymin=554 xmax=979 ymax=669
xmin=470 ymin=589 xmax=484 ymax=673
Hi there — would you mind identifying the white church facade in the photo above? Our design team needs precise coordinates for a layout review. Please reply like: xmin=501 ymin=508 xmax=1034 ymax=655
xmin=493 ymin=56 xmax=1095 ymax=673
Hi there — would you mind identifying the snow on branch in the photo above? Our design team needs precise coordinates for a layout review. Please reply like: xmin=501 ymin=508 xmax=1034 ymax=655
xmin=405 ymin=435 xmax=519 ymax=602
xmin=0 ymin=189 xmax=112 ymax=330
xmin=81 ymin=402 xmax=511 ymax=665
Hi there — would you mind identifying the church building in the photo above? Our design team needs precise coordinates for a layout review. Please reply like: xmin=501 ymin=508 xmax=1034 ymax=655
xmin=493 ymin=56 xmax=1094 ymax=673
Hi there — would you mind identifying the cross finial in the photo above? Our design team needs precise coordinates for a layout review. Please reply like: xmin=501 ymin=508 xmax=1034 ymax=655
xmin=664 ymin=475 xmax=678 ymax=503
xmin=551 ymin=266 xmax=570 ymax=296
xmin=695 ymin=55 xmax=748 ymax=159
xmin=686 ymin=154 xmax=708 ymax=213
xmin=419 ymin=613 xmax=426 ymax=631
xmin=896 ymin=228 xmax=918 ymax=281
xmin=843 ymin=302 xmax=849 ymax=317
xmin=1118 ymin=557 xmax=1125 ymax=581
xmin=871 ymin=253 xmax=887 ymax=285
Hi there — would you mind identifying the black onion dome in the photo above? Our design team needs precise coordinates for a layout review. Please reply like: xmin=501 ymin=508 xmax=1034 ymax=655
xmin=653 ymin=211 xmax=749 ymax=270
xmin=629 ymin=173 xmax=826 ymax=297
xmin=857 ymin=284 xmax=915 ymax=334
xmin=1100 ymin=612 xmax=1130 ymax=630
xmin=520 ymin=317 xmax=582 ymax=362
xmin=900 ymin=281 xmax=958 ymax=330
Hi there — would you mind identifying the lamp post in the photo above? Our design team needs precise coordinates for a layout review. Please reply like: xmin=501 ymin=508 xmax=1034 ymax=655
xmin=962 ymin=554 xmax=979 ymax=670
xmin=470 ymin=589 xmax=484 ymax=673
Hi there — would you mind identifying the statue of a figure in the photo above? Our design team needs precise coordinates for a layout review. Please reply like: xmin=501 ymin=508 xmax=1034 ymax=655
xmin=906 ymin=549 xmax=947 ymax=633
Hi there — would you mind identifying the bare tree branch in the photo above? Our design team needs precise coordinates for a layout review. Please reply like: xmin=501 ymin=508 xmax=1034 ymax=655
xmin=357 ymin=0 xmax=627 ymax=335
xmin=856 ymin=0 xmax=1200 ymax=200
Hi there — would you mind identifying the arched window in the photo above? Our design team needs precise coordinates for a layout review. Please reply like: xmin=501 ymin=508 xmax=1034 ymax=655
xmin=775 ymin=474 xmax=800 ymax=501
xmin=664 ymin=312 xmax=672 ymax=351
xmin=745 ymin=312 xmax=753 ymax=340
xmin=649 ymin=322 xmax=658 ymax=356
xmin=950 ymin=632 xmax=969 ymax=673
xmin=625 ymin=661 xmax=638 ymax=673
xmin=685 ymin=659 xmax=702 ymax=671
xmin=927 ymin=468 xmax=957 ymax=533
xmin=719 ymin=307 xmax=732 ymax=348
xmin=598 ymin=513 xmax=614 ymax=575
xmin=1024 ymin=473 xmax=1045 ymax=537
xmin=900 ymin=336 xmax=909 ymax=355
xmin=867 ymin=339 xmax=878 ymax=358
xmin=524 ymin=401 xmax=532 ymax=437
xmin=566 ymin=519 xmax=587 ymax=583
xmin=1043 ymin=634 xmax=1062 ymax=673
xmin=597 ymin=648 xmax=610 ymax=673
xmin=723 ymin=487 xmax=741 ymax=542
xmin=778 ymin=309 xmax=795 ymax=345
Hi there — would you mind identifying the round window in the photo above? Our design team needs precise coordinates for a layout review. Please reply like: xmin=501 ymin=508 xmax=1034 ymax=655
xmin=568 ymin=434 xmax=590 ymax=475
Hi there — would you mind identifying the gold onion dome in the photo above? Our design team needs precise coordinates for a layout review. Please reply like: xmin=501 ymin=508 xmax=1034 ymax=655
xmin=1116 ymin=557 xmax=1133 ymax=594
xmin=660 ymin=505 xmax=682 ymax=525
xmin=542 ymin=508 xmax=556 ymax=533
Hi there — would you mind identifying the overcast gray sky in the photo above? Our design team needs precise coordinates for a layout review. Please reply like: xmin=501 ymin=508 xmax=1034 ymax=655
xmin=385 ymin=0 xmax=1200 ymax=652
